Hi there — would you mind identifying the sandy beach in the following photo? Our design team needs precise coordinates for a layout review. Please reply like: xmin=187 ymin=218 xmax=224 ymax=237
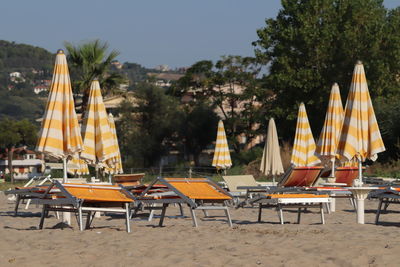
xmin=1 ymin=191 xmax=400 ymax=267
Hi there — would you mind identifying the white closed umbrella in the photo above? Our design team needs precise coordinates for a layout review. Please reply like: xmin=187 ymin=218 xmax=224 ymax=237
xmin=260 ymin=118 xmax=284 ymax=185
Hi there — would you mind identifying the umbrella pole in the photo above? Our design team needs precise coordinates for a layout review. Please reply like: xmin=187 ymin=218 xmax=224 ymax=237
xmin=272 ymin=175 xmax=276 ymax=186
xmin=63 ymin=157 xmax=67 ymax=183
xmin=330 ymin=158 xmax=335 ymax=178
xmin=358 ymin=158 xmax=363 ymax=185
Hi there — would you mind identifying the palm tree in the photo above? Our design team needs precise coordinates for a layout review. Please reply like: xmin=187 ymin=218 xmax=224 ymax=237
xmin=64 ymin=39 xmax=126 ymax=115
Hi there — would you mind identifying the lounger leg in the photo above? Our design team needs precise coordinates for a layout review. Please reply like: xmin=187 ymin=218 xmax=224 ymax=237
xmin=375 ymin=199 xmax=383 ymax=224
xmin=202 ymin=209 xmax=209 ymax=217
xmin=158 ymin=203 xmax=169 ymax=227
xmin=130 ymin=203 xmax=143 ymax=219
xmin=14 ymin=195 xmax=21 ymax=216
xmin=278 ymin=205 xmax=284 ymax=224
xmin=78 ymin=206 xmax=84 ymax=231
xmin=39 ymin=205 xmax=47 ymax=229
xmin=125 ymin=203 xmax=131 ymax=233
xmin=297 ymin=208 xmax=302 ymax=224
xmin=178 ymin=203 xmax=184 ymax=217
xmin=258 ymin=204 xmax=263 ymax=222
xmin=85 ymin=212 xmax=92 ymax=229
xmin=320 ymin=204 xmax=325 ymax=224
xmin=383 ymin=202 xmax=390 ymax=211
xmin=190 ymin=208 xmax=198 ymax=227
xmin=224 ymin=207 xmax=233 ymax=227
xmin=25 ymin=199 xmax=32 ymax=210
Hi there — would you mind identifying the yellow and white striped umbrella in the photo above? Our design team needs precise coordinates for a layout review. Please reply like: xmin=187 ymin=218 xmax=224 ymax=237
xmin=67 ymin=155 xmax=89 ymax=176
xmin=36 ymin=49 xmax=83 ymax=181
xmin=36 ymin=49 xmax=83 ymax=158
xmin=104 ymin=113 xmax=123 ymax=174
xmin=80 ymin=80 xmax=117 ymax=166
xmin=291 ymin=103 xmax=321 ymax=167
xmin=316 ymin=83 xmax=344 ymax=159
xmin=337 ymin=61 xmax=385 ymax=162
xmin=212 ymin=120 xmax=232 ymax=170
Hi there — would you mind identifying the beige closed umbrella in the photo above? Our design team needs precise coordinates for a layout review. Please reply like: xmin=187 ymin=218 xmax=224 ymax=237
xmin=260 ymin=118 xmax=284 ymax=185
xmin=315 ymin=83 xmax=344 ymax=177
xmin=291 ymin=103 xmax=321 ymax=167
xmin=212 ymin=120 xmax=232 ymax=172
xmin=36 ymin=49 xmax=83 ymax=182
xmin=337 ymin=61 xmax=385 ymax=185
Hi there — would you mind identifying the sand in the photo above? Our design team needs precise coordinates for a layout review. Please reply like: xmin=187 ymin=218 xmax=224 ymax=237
xmin=1 ymin=191 xmax=400 ymax=267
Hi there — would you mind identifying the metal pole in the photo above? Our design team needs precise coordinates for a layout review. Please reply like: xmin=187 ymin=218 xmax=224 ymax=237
xmin=63 ymin=157 xmax=67 ymax=183
xmin=358 ymin=158 xmax=363 ymax=185
xmin=330 ymin=158 xmax=335 ymax=177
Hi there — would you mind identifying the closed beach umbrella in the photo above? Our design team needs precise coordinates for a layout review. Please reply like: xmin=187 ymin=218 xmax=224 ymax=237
xmin=337 ymin=61 xmax=385 ymax=184
xmin=260 ymin=118 xmax=284 ymax=185
xmin=80 ymin=80 xmax=117 ymax=172
xmin=36 ymin=49 xmax=83 ymax=182
xmin=67 ymin=155 xmax=89 ymax=176
xmin=291 ymin=103 xmax=321 ymax=167
xmin=315 ymin=83 xmax=344 ymax=176
xmin=212 ymin=120 xmax=232 ymax=171
xmin=104 ymin=113 xmax=123 ymax=176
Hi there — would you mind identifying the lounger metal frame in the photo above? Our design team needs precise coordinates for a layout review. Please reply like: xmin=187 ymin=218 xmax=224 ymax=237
xmin=249 ymin=195 xmax=330 ymax=224
xmin=132 ymin=177 xmax=233 ymax=227
xmin=31 ymin=181 xmax=132 ymax=232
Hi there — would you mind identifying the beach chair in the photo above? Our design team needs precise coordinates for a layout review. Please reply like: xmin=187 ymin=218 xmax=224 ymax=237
xmin=5 ymin=174 xmax=53 ymax=216
xmin=136 ymin=177 xmax=233 ymax=227
xmin=278 ymin=166 xmax=324 ymax=187
xmin=222 ymin=175 xmax=261 ymax=200
xmin=249 ymin=193 xmax=330 ymax=224
xmin=113 ymin=173 xmax=145 ymax=187
xmin=31 ymin=181 xmax=133 ymax=232
xmin=374 ymin=187 xmax=400 ymax=224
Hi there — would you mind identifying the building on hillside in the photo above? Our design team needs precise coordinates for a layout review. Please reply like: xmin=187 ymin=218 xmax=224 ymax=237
xmin=111 ymin=60 xmax=123 ymax=69
xmin=33 ymin=85 xmax=48 ymax=94
xmin=154 ymin=65 xmax=170 ymax=72
xmin=9 ymin=72 xmax=26 ymax=83
xmin=0 ymin=147 xmax=44 ymax=180
xmin=147 ymin=72 xmax=184 ymax=88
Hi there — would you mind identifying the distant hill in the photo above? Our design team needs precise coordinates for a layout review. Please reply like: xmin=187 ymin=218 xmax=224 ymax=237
xmin=0 ymin=40 xmax=54 ymax=71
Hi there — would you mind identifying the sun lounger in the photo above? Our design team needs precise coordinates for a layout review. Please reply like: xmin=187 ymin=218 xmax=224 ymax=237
xmin=374 ymin=187 xmax=400 ymax=224
xmin=222 ymin=175 xmax=261 ymax=199
xmin=279 ymin=166 xmax=324 ymax=187
xmin=134 ymin=177 xmax=233 ymax=227
xmin=249 ymin=193 xmax=330 ymax=224
xmin=5 ymin=174 xmax=52 ymax=216
xmin=31 ymin=181 xmax=133 ymax=232
xmin=114 ymin=173 xmax=145 ymax=187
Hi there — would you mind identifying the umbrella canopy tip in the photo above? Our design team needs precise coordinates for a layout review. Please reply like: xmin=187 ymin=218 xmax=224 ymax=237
xmin=57 ymin=49 xmax=64 ymax=54
xmin=356 ymin=60 xmax=363 ymax=65
xmin=333 ymin=82 xmax=338 ymax=86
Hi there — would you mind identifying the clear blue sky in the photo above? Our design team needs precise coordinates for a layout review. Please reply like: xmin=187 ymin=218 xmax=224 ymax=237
xmin=1 ymin=0 xmax=398 ymax=69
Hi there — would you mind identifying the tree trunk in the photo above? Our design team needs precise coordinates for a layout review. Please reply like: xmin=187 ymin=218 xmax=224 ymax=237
xmin=7 ymin=147 xmax=15 ymax=183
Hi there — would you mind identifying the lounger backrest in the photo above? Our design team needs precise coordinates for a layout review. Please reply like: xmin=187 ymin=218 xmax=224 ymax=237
xmin=222 ymin=175 xmax=258 ymax=192
xmin=164 ymin=178 xmax=231 ymax=200
xmin=63 ymin=184 xmax=133 ymax=202
xmin=335 ymin=167 xmax=361 ymax=186
xmin=279 ymin=166 xmax=323 ymax=187
xmin=114 ymin=173 xmax=145 ymax=187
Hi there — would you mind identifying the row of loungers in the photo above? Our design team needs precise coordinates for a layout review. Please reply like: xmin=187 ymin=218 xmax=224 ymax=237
xmin=6 ymin=167 xmax=398 ymax=232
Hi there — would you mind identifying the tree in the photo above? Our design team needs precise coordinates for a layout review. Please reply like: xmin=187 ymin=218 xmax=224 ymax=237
xmin=117 ymin=82 xmax=181 ymax=167
xmin=253 ymin=0 xmax=400 ymax=140
xmin=0 ymin=118 xmax=37 ymax=183
xmin=64 ymin=39 xmax=126 ymax=115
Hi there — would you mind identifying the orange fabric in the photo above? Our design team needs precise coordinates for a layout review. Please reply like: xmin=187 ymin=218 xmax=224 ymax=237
xmin=283 ymin=167 xmax=323 ymax=187
xmin=164 ymin=178 xmax=231 ymax=200
xmin=335 ymin=167 xmax=364 ymax=186
xmin=64 ymin=185 xmax=133 ymax=202
xmin=266 ymin=194 xmax=329 ymax=199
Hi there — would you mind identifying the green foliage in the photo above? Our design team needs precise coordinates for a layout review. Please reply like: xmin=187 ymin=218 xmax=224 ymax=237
xmin=64 ymin=39 xmax=127 ymax=113
xmin=254 ymin=0 xmax=400 ymax=140
xmin=231 ymin=146 xmax=263 ymax=166
xmin=0 ymin=118 xmax=37 ymax=149
xmin=118 ymin=82 xmax=181 ymax=167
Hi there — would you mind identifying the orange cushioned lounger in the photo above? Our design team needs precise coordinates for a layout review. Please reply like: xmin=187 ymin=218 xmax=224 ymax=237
xmin=281 ymin=166 xmax=323 ymax=187
xmin=164 ymin=178 xmax=231 ymax=200
xmin=266 ymin=193 xmax=329 ymax=198
xmin=63 ymin=184 xmax=133 ymax=203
